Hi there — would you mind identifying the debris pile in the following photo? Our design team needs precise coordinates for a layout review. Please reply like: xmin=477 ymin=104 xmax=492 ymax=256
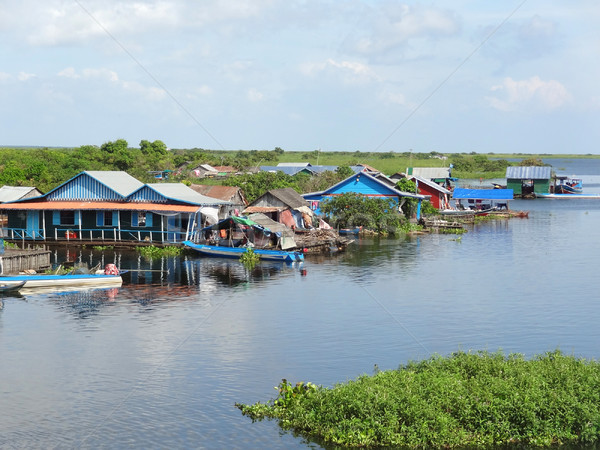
xmin=293 ymin=229 xmax=354 ymax=254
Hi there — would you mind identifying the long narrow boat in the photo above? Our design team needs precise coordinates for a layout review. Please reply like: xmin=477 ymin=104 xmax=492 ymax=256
xmin=183 ymin=240 xmax=304 ymax=262
xmin=0 ymin=273 xmax=123 ymax=288
xmin=536 ymin=193 xmax=600 ymax=199
xmin=0 ymin=281 xmax=25 ymax=292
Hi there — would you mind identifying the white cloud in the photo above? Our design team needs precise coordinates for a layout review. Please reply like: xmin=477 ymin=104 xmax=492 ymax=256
xmin=345 ymin=4 xmax=460 ymax=60
xmin=17 ymin=72 xmax=36 ymax=81
xmin=121 ymin=81 xmax=167 ymax=101
xmin=300 ymin=58 xmax=379 ymax=85
xmin=81 ymin=68 xmax=120 ymax=82
xmin=57 ymin=67 xmax=80 ymax=79
xmin=56 ymin=66 xmax=166 ymax=101
xmin=247 ymin=88 xmax=264 ymax=102
xmin=487 ymin=76 xmax=571 ymax=111
xmin=23 ymin=1 xmax=181 ymax=46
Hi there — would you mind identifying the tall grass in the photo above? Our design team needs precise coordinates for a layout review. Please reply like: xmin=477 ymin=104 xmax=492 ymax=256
xmin=237 ymin=350 xmax=600 ymax=448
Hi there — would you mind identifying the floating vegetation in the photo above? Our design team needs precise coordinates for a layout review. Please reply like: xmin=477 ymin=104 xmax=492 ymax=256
xmin=237 ymin=350 xmax=600 ymax=448
xmin=239 ymin=247 xmax=260 ymax=268
xmin=137 ymin=245 xmax=183 ymax=259
xmin=439 ymin=227 xmax=467 ymax=235
xmin=92 ymin=245 xmax=114 ymax=251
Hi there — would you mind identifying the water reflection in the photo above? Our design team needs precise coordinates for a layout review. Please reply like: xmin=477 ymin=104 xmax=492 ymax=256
xmin=48 ymin=287 xmax=120 ymax=319
xmin=6 ymin=250 xmax=305 ymax=321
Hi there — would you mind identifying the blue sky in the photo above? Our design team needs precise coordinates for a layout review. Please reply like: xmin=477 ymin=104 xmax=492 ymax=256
xmin=1 ymin=0 xmax=598 ymax=153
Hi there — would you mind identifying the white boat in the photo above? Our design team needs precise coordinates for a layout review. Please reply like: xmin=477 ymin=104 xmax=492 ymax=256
xmin=0 ymin=273 xmax=123 ymax=289
xmin=535 ymin=193 xmax=600 ymax=199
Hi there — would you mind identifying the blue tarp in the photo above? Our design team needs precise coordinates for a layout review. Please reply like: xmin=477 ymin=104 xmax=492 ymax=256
xmin=452 ymin=188 xmax=514 ymax=200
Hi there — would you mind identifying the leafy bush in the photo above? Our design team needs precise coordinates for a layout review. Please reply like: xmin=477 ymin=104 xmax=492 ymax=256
xmin=319 ymin=193 xmax=406 ymax=233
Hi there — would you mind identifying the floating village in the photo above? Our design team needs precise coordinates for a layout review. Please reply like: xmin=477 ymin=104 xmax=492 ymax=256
xmin=0 ymin=163 xmax=592 ymax=292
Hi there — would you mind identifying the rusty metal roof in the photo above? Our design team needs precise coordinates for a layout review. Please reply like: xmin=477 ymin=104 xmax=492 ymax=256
xmin=242 ymin=206 xmax=282 ymax=213
xmin=189 ymin=185 xmax=246 ymax=203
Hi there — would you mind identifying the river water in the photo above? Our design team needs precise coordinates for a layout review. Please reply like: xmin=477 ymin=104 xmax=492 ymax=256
xmin=1 ymin=158 xmax=600 ymax=449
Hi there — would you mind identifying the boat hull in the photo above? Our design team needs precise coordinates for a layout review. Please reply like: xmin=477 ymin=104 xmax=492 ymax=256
xmin=0 ymin=274 xmax=123 ymax=288
xmin=536 ymin=193 xmax=600 ymax=199
xmin=183 ymin=241 xmax=304 ymax=262
xmin=555 ymin=185 xmax=583 ymax=194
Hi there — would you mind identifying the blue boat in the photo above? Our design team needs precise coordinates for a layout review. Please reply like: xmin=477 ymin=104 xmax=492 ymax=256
xmin=338 ymin=227 xmax=362 ymax=235
xmin=0 ymin=273 xmax=122 ymax=288
xmin=183 ymin=240 xmax=304 ymax=262
xmin=553 ymin=176 xmax=583 ymax=194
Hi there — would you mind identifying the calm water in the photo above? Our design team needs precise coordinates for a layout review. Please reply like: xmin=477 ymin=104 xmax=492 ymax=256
xmin=2 ymin=158 xmax=600 ymax=449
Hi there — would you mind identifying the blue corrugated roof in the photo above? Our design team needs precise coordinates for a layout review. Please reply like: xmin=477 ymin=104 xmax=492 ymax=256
xmin=506 ymin=166 xmax=552 ymax=179
xmin=260 ymin=166 xmax=317 ymax=176
xmin=452 ymin=188 xmax=514 ymax=200
xmin=128 ymin=183 xmax=229 ymax=205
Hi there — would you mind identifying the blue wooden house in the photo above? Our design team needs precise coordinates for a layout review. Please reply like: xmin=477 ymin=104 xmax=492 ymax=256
xmin=0 ymin=171 xmax=230 ymax=244
xmin=302 ymin=171 xmax=427 ymax=219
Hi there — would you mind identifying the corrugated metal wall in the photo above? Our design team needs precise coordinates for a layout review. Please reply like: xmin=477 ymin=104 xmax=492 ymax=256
xmin=47 ymin=174 xmax=125 ymax=201
xmin=128 ymin=186 xmax=168 ymax=203
xmin=332 ymin=175 xmax=395 ymax=198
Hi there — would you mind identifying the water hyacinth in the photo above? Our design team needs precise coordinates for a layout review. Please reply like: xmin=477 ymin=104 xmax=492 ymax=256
xmin=237 ymin=350 xmax=600 ymax=448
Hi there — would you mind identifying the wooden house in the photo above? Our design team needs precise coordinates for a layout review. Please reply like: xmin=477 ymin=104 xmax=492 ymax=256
xmin=506 ymin=166 xmax=552 ymax=196
xmin=189 ymin=185 xmax=247 ymax=213
xmin=259 ymin=163 xmax=317 ymax=176
xmin=406 ymin=167 xmax=455 ymax=189
xmin=0 ymin=186 xmax=43 ymax=203
xmin=302 ymin=171 xmax=427 ymax=219
xmin=191 ymin=164 xmax=219 ymax=178
xmin=243 ymin=187 xmax=314 ymax=229
xmin=0 ymin=171 xmax=229 ymax=244
xmin=0 ymin=186 xmax=44 ymax=228
xmin=407 ymin=175 xmax=451 ymax=210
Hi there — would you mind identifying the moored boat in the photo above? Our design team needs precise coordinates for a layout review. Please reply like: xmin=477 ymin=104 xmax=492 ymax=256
xmin=183 ymin=240 xmax=304 ymax=262
xmin=535 ymin=193 xmax=600 ymax=199
xmin=0 ymin=280 xmax=25 ymax=292
xmin=0 ymin=273 xmax=123 ymax=288
xmin=552 ymin=176 xmax=583 ymax=194
xmin=338 ymin=227 xmax=362 ymax=235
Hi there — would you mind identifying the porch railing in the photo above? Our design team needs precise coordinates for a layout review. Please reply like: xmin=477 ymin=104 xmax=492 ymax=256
xmin=1 ymin=227 xmax=191 ymax=244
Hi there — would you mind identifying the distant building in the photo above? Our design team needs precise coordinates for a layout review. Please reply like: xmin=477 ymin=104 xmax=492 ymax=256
xmin=406 ymin=167 xmax=455 ymax=189
xmin=243 ymin=187 xmax=314 ymax=229
xmin=0 ymin=186 xmax=43 ymax=203
xmin=191 ymin=164 xmax=219 ymax=178
xmin=406 ymin=175 xmax=451 ymax=210
xmin=189 ymin=184 xmax=247 ymax=214
xmin=259 ymin=162 xmax=375 ymax=177
xmin=506 ymin=166 xmax=552 ymax=196
xmin=302 ymin=171 xmax=427 ymax=219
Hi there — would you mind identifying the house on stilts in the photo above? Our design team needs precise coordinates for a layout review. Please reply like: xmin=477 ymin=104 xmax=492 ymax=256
xmin=0 ymin=171 xmax=230 ymax=244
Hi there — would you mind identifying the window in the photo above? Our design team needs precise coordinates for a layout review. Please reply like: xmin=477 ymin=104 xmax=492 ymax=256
xmin=132 ymin=212 xmax=152 ymax=227
xmin=60 ymin=211 xmax=75 ymax=226
xmin=96 ymin=211 xmax=117 ymax=227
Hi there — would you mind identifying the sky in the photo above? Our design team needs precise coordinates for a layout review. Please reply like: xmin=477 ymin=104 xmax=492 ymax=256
xmin=1 ymin=0 xmax=599 ymax=154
